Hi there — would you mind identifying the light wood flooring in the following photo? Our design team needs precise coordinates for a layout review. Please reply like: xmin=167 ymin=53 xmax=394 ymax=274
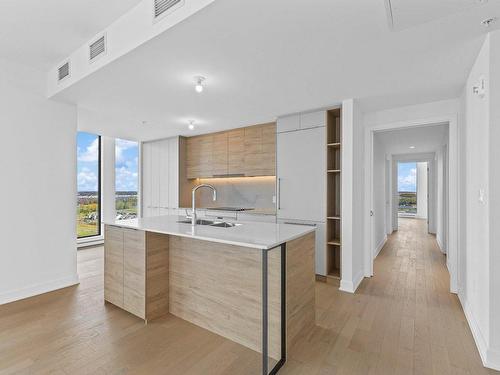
xmin=0 ymin=218 xmax=497 ymax=374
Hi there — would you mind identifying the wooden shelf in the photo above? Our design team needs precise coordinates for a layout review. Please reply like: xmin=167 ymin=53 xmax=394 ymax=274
xmin=326 ymin=108 xmax=342 ymax=280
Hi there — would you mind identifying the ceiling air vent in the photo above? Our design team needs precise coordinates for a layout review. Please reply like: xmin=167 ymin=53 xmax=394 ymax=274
xmin=89 ymin=35 xmax=106 ymax=61
xmin=154 ymin=0 xmax=184 ymax=20
xmin=58 ymin=62 xmax=70 ymax=82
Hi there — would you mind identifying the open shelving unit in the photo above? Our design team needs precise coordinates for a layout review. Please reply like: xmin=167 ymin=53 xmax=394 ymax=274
xmin=326 ymin=108 xmax=342 ymax=280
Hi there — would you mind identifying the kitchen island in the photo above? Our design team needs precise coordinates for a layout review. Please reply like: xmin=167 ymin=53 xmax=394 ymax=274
xmin=103 ymin=215 xmax=316 ymax=375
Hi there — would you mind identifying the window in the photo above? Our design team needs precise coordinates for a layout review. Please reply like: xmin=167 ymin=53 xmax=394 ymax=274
xmin=398 ymin=162 xmax=417 ymax=216
xmin=115 ymin=139 xmax=139 ymax=220
xmin=77 ymin=132 xmax=101 ymax=238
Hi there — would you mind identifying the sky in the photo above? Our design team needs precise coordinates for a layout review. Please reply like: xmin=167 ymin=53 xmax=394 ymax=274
xmin=77 ymin=132 xmax=138 ymax=192
xmin=398 ymin=162 xmax=417 ymax=192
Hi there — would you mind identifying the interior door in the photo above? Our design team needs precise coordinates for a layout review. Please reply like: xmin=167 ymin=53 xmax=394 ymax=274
xmin=277 ymin=127 xmax=325 ymax=221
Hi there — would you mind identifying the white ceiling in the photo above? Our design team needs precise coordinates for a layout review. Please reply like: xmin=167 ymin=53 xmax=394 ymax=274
xmin=375 ymin=123 xmax=449 ymax=155
xmin=0 ymin=0 xmax=141 ymax=70
xmin=386 ymin=0 xmax=481 ymax=31
xmin=48 ymin=0 xmax=500 ymax=141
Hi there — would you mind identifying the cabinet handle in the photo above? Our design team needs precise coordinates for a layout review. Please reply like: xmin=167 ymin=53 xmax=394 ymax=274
xmin=278 ymin=178 xmax=281 ymax=210
xmin=283 ymin=222 xmax=316 ymax=227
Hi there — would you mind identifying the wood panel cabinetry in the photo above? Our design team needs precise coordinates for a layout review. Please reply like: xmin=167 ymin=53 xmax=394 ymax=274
xmin=186 ymin=123 xmax=276 ymax=179
xmin=104 ymin=225 xmax=169 ymax=321
xmin=227 ymin=129 xmax=245 ymax=175
xmin=244 ymin=123 xmax=276 ymax=176
xmin=186 ymin=135 xmax=213 ymax=178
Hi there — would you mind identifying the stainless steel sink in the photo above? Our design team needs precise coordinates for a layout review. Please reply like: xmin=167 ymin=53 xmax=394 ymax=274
xmin=210 ymin=222 xmax=241 ymax=228
xmin=177 ymin=219 xmax=215 ymax=225
xmin=177 ymin=218 xmax=241 ymax=228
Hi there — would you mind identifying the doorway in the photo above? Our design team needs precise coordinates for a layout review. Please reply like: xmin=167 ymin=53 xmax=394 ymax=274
xmin=365 ymin=120 xmax=456 ymax=292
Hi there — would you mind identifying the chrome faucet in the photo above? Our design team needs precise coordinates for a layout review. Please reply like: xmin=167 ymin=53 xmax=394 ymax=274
xmin=191 ymin=184 xmax=217 ymax=225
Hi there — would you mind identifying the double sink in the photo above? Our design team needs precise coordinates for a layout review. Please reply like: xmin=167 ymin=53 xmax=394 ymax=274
xmin=177 ymin=219 xmax=242 ymax=228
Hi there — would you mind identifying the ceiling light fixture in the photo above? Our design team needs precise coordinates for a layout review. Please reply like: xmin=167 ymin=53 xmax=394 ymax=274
xmin=409 ymin=146 xmax=416 ymax=149
xmin=194 ymin=76 xmax=206 ymax=93
xmin=188 ymin=120 xmax=195 ymax=130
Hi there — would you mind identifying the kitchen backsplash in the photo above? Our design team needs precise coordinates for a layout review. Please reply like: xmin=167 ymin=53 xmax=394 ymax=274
xmin=193 ymin=176 xmax=276 ymax=210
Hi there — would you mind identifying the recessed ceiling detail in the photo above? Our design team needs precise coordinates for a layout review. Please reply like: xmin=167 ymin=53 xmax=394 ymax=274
xmin=154 ymin=0 xmax=184 ymax=20
xmin=385 ymin=0 xmax=484 ymax=31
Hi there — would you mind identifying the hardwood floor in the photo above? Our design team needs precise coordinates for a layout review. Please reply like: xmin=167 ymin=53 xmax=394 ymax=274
xmin=0 ymin=218 xmax=496 ymax=374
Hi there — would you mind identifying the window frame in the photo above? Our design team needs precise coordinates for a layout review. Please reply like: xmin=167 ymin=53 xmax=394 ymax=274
xmin=77 ymin=134 xmax=102 ymax=239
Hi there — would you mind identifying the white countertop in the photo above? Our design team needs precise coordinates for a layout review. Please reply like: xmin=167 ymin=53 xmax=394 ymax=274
xmin=105 ymin=215 xmax=314 ymax=250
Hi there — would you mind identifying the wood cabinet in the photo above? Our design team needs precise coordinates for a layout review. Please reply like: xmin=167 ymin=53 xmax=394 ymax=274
xmin=243 ymin=123 xmax=276 ymax=176
xmin=186 ymin=135 xmax=213 ymax=178
xmin=186 ymin=123 xmax=276 ymax=179
xmin=104 ymin=225 xmax=124 ymax=308
xmin=212 ymin=132 xmax=228 ymax=176
xmin=227 ymin=129 xmax=245 ymax=175
xmin=104 ymin=225 xmax=169 ymax=321
xmin=142 ymin=137 xmax=180 ymax=217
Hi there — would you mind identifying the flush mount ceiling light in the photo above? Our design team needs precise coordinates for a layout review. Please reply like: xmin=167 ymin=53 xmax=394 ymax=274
xmin=188 ymin=120 xmax=195 ymax=130
xmin=482 ymin=17 xmax=497 ymax=27
xmin=194 ymin=76 xmax=206 ymax=93
xmin=409 ymin=146 xmax=416 ymax=149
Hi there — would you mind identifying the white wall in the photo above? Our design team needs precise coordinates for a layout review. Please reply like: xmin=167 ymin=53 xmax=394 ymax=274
xmin=459 ymin=31 xmax=500 ymax=370
xmin=0 ymin=62 xmax=78 ymax=304
xmin=436 ymin=146 xmax=447 ymax=252
xmin=372 ymin=134 xmax=387 ymax=257
xmin=488 ymin=30 xmax=500 ymax=360
xmin=416 ymin=162 xmax=428 ymax=219
xmin=341 ymin=99 xmax=365 ymax=292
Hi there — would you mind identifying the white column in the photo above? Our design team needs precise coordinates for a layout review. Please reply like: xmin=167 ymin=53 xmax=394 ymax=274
xmin=101 ymin=137 xmax=116 ymax=224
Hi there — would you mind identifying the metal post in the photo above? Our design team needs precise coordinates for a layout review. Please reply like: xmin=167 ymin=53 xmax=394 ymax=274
xmin=262 ymin=250 xmax=268 ymax=375
xmin=266 ymin=243 xmax=287 ymax=375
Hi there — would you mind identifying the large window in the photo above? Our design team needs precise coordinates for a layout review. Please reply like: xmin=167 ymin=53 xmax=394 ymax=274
xmin=115 ymin=139 xmax=139 ymax=220
xmin=77 ymin=132 xmax=101 ymax=238
xmin=398 ymin=162 xmax=417 ymax=216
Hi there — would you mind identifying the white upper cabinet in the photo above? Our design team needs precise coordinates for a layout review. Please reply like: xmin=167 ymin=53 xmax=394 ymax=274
xmin=277 ymin=114 xmax=300 ymax=133
xmin=300 ymin=110 xmax=326 ymax=130
xmin=142 ymin=137 xmax=180 ymax=218
xmin=277 ymin=125 xmax=326 ymax=222
xmin=277 ymin=110 xmax=326 ymax=133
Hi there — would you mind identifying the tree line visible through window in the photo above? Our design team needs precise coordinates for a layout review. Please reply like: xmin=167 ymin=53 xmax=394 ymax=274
xmin=77 ymin=133 xmax=138 ymax=239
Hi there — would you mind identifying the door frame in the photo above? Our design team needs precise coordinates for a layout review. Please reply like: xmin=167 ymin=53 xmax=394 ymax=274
xmin=364 ymin=115 xmax=459 ymax=294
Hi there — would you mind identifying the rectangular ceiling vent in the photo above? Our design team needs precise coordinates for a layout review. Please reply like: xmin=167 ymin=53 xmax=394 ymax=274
xmin=58 ymin=62 xmax=70 ymax=82
xmin=154 ymin=0 xmax=184 ymax=20
xmin=89 ymin=35 xmax=106 ymax=61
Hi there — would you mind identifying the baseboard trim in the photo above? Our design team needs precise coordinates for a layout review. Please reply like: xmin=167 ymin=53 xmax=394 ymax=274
xmin=0 ymin=274 xmax=80 ymax=305
xmin=374 ymin=235 xmax=387 ymax=259
xmin=339 ymin=269 xmax=364 ymax=294
xmin=436 ymin=236 xmax=446 ymax=254
xmin=458 ymin=292 xmax=500 ymax=371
